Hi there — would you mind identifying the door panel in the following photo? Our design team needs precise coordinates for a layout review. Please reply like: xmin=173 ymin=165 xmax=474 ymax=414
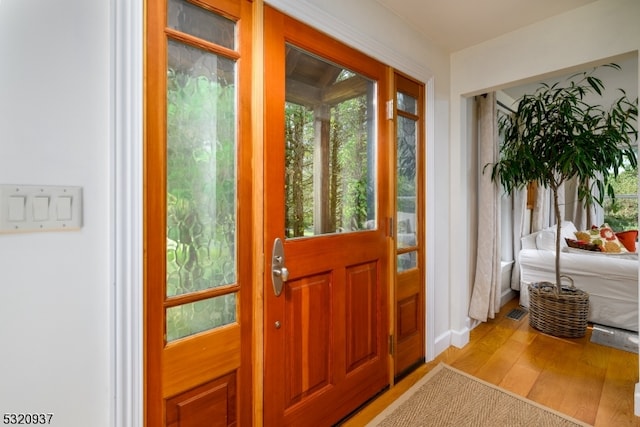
xmin=396 ymin=269 xmax=421 ymax=371
xmin=166 ymin=373 xmax=236 ymax=427
xmin=284 ymin=273 xmax=331 ymax=406
xmin=162 ymin=326 xmax=241 ymax=398
xmin=345 ymin=262 xmax=379 ymax=372
xmin=264 ymin=6 xmax=390 ymax=426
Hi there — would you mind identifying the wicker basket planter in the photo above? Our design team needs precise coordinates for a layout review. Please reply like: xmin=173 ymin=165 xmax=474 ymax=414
xmin=528 ymin=277 xmax=589 ymax=338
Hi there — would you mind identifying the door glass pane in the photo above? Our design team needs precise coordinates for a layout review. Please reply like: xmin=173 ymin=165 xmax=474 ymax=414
xmin=168 ymin=0 xmax=235 ymax=49
xmin=166 ymin=293 xmax=237 ymax=342
xmin=397 ymin=113 xmax=418 ymax=252
xmin=284 ymin=45 xmax=377 ymax=238
xmin=397 ymin=252 xmax=417 ymax=272
xmin=397 ymin=92 xmax=417 ymax=115
xmin=166 ymin=38 xmax=237 ymax=297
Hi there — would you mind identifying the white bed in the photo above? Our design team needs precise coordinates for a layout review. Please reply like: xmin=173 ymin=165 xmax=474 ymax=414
xmin=518 ymin=222 xmax=639 ymax=332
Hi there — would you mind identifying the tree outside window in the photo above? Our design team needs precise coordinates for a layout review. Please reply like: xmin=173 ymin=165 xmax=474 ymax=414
xmin=604 ymin=150 xmax=638 ymax=231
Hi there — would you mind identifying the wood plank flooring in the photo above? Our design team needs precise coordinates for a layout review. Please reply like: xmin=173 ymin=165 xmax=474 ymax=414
xmin=342 ymin=297 xmax=640 ymax=426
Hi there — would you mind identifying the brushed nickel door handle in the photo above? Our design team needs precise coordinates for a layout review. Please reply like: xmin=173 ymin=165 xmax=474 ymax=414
xmin=271 ymin=237 xmax=288 ymax=296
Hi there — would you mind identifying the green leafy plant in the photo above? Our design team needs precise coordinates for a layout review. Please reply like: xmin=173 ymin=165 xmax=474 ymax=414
xmin=488 ymin=64 xmax=638 ymax=289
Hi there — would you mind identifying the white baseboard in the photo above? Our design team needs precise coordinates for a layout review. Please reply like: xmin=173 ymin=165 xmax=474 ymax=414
xmin=501 ymin=289 xmax=517 ymax=307
xmin=500 ymin=260 xmax=516 ymax=307
xmin=450 ymin=325 xmax=470 ymax=349
xmin=635 ymin=383 xmax=640 ymax=416
xmin=430 ymin=326 xmax=470 ymax=361
xmin=432 ymin=331 xmax=451 ymax=358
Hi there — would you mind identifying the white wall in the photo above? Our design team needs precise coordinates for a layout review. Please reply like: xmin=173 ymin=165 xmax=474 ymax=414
xmin=0 ymin=1 xmax=113 ymax=426
xmin=449 ymin=0 xmax=640 ymax=346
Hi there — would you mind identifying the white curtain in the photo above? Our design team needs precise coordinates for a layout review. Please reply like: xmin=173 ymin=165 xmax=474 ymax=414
xmin=564 ymin=177 xmax=597 ymax=230
xmin=469 ymin=93 xmax=501 ymax=322
xmin=531 ymin=184 xmax=553 ymax=232
xmin=531 ymin=177 xmax=597 ymax=233
xmin=510 ymin=190 xmax=527 ymax=290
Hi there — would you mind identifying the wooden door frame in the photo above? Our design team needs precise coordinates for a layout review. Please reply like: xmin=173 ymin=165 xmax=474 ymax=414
xmin=250 ymin=1 xmax=266 ymax=425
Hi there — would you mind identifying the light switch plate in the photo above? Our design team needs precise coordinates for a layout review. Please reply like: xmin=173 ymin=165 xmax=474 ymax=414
xmin=8 ymin=196 xmax=26 ymax=221
xmin=0 ymin=184 xmax=83 ymax=233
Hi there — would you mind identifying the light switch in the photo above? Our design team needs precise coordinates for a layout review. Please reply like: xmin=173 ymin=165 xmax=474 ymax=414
xmin=33 ymin=196 xmax=50 ymax=221
xmin=8 ymin=196 xmax=26 ymax=221
xmin=1 ymin=184 xmax=82 ymax=233
xmin=57 ymin=196 xmax=72 ymax=221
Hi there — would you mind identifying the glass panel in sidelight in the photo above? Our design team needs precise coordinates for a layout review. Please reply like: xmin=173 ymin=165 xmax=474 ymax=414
xmin=284 ymin=45 xmax=377 ymax=238
xmin=166 ymin=39 xmax=237 ymax=297
xmin=397 ymin=91 xmax=417 ymax=115
xmin=167 ymin=0 xmax=235 ymax=49
xmin=166 ymin=293 xmax=237 ymax=342
xmin=397 ymin=252 xmax=417 ymax=272
xmin=397 ymin=113 xmax=417 ymax=250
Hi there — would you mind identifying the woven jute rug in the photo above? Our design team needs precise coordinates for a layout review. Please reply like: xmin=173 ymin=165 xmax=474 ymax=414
xmin=366 ymin=363 xmax=591 ymax=426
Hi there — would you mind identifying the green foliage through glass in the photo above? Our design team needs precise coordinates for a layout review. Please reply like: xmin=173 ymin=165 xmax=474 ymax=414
xmin=165 ymin=37 xmax=238 ymax=340
xmin=604 ymin=167 xmax=638 ymax=231
xmin=284 ymin=46 xmax=376 ymax=238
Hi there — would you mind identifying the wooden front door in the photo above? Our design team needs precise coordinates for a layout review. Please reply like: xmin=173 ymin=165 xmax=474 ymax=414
xmin=263 ymin=7 xmax=391 ymax=426
xmin=145 ymin=0 xmax=254 ymax=425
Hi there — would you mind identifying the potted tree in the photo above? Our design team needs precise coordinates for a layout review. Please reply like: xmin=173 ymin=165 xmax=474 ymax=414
xmin=489 ymin=63 xmax=638 ymax=337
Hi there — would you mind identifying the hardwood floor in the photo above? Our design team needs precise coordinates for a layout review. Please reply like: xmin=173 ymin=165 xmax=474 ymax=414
xmin=342 ymin=297 xmax=640 ymax=426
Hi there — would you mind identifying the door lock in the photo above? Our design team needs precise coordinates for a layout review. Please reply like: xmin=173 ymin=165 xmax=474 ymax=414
xmin=271 ymin=237 xmax=289 ymax=296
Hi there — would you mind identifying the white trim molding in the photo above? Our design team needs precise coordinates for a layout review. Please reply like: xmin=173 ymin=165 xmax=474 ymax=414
xmin=112 ymin=0 xmax=144 ymax=425
xmin=449 ymin=320 xmax=471 ymax=349
xmin=433 ymin=323 xmax=471 ymax=357
xmin=432 ymin=331 xmax=452 ymax=357
xmin=425 ymin=76 xmax=437 ymax=361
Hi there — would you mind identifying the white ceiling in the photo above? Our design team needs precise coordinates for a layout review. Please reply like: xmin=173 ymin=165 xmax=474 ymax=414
xmin=501 ymin=53 xmax=638 ymax=107
xmin=376 ymin=0 xmax=636 ymax=106
xmin=376 ymin=0 xmax=597 ymax=53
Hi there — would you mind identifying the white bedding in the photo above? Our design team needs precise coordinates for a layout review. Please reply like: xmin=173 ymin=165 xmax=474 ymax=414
xmin=519 ymin=228 xmax=639 ymax=332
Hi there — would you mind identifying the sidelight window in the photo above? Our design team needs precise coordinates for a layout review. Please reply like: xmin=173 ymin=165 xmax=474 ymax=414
xmin=396 ymin=91 xmax=419 ymax=272
xmin=165 ymin=0 xmax=239 ymax=341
